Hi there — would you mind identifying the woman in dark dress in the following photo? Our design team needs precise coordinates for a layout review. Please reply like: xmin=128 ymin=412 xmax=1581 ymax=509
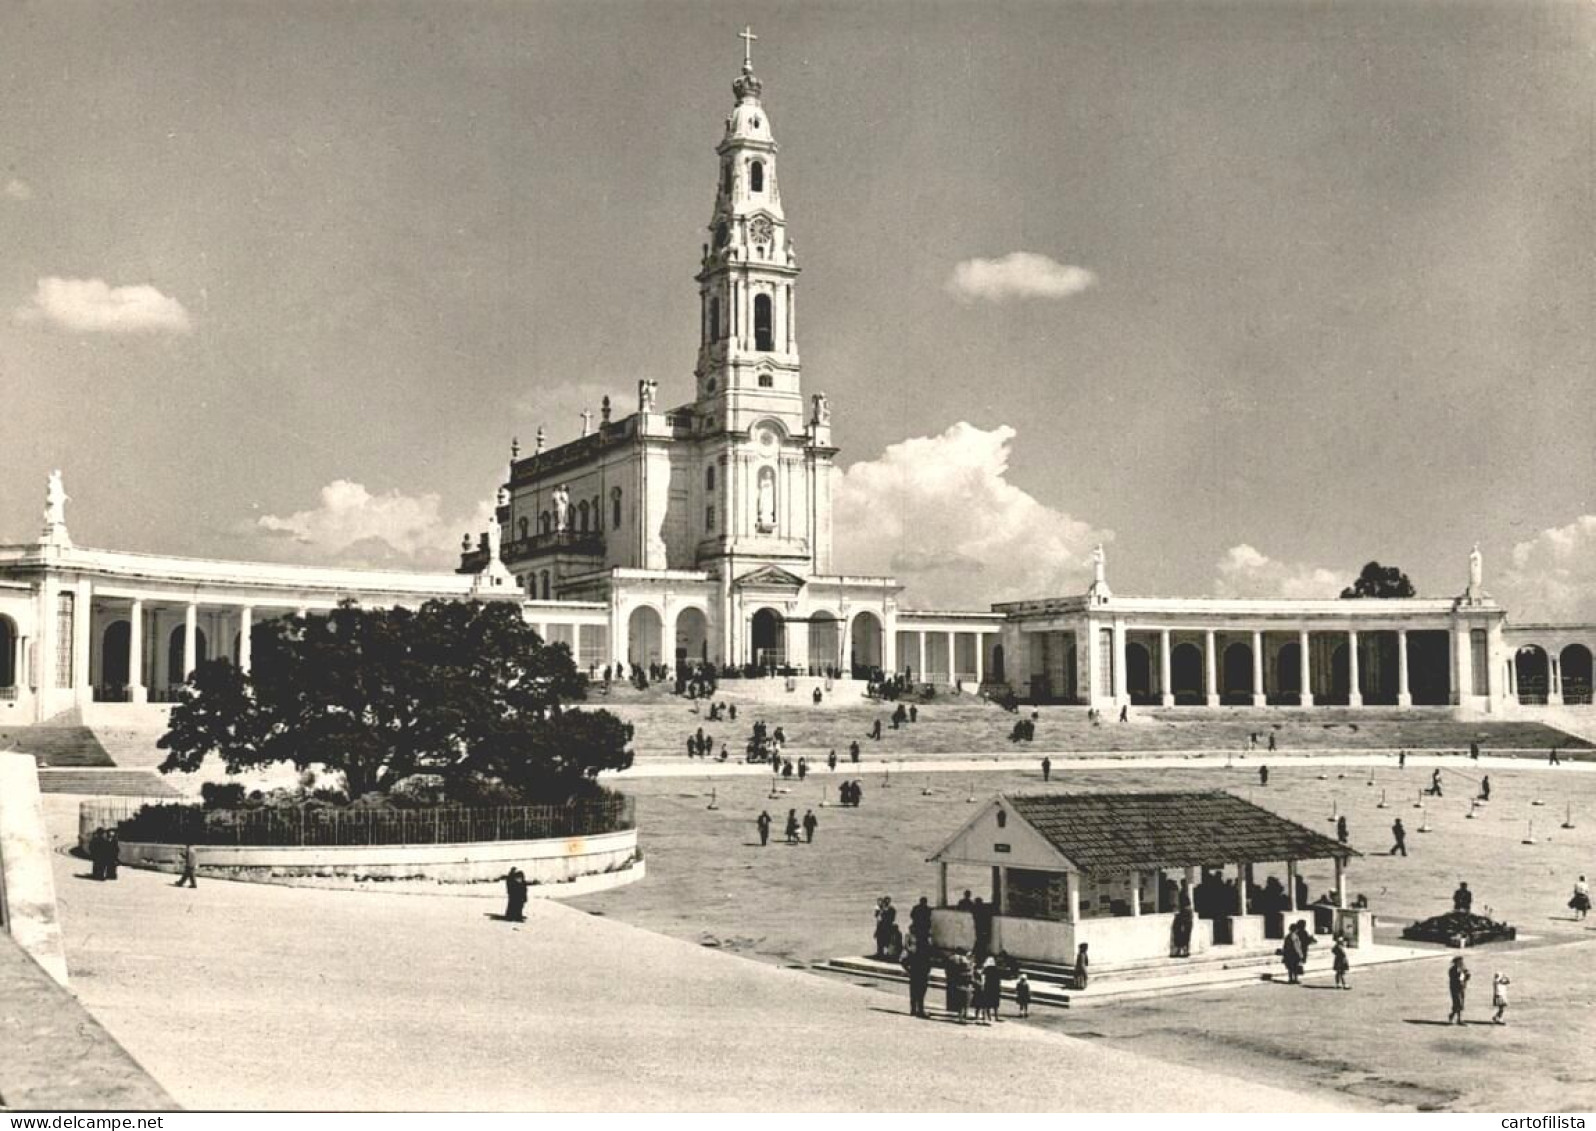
xmin=503 ymin=867 xmax=528 ymax=922
xmin=982 ymin=956 xmax=1003 ymax=1021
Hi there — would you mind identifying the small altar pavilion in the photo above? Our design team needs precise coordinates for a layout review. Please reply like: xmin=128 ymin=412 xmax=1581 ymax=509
xmin=928 ymin=791 xmax=1365 ymax=966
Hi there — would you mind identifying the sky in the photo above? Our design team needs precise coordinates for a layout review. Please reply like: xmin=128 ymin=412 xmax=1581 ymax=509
xmin=2 ymin=1 xmax=1593 ymax=618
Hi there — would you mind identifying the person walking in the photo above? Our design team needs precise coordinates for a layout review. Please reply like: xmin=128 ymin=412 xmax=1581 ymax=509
xmin=88 ymin=828 xmax=107 ymax=881
xmin=1015 ymin=972 xmax=1031 ymax=1018
xmin=1479 ymin=776 xmax=1491 ymax=802
xmin=1550 ymin=745 xmax=1562 ymax=766
xmin=1259 ymin=764 xmax=1269 ymax=787
xmin=1492 ymin=972 xmax=1511 ymax=1025
xmin=828 ymin=749 xmax=838 ymax=772
xmin=874 ymin=897 xmax=898 ymax=960
xmin=802 ymin=809 xmax=818 ymax=844
xmin=1282 ymin=926 xmax=1305 ymax=985
xmin=756 ymin=810 xmax=772 ymax=846
xmin=1041 ymin=756 xmax=1051 ymax=783
xmin=1336 ymin=815 xmax=1349 ymax=845
xmin=1267 ymin=733 xmax=1277 ymax=752
xmin=784 ymin=808 xmax=800 ymax=845
xmin=104 ymin=832 xmax=120 ymax=880
xmin=1448 ymin=955 xmax=1471 ymax=1025
xmin=1391 ymin=818 xmax=1408 ymax=856
xmin=1332 ymin=939 xmax=1350 ymax=990
xmin=903 ymin=937 xmax=932 ymax=1019
xmin=797 ymin=756 xmax=808 ymax=782
xmin=1569 ymin=874 xmax=1590 ymax=920
xmin=1399 ymin=749 xmax=1407 ymax=770
xmin=502 ymin=867 xmax=528 ymax=922
xmin=1073 ymin=942 xmax=1090 ymax=991
xmin=174 ymin=842 xmax=199 ymax=889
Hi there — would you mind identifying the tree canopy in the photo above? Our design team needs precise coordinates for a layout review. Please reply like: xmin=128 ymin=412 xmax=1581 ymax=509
xmin=1340 ymin=561 xmax=1417 ymax=599
xmin=158 ymin=599 xmax=633 ymax=802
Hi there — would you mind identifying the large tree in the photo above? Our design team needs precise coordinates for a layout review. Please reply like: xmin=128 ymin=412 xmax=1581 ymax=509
xmin=1340 ymin=561 xmax=1417 ymax=599
xmin=158 ymin=599 xmax=633 ymax=800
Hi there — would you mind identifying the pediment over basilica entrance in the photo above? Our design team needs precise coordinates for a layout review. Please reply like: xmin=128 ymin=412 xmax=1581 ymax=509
xmin=734 ymin=564 xmax=807 ymax=590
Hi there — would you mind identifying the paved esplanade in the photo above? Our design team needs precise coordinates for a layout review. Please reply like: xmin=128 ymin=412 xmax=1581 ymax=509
xmin=43 ymin=802 xmax=1341 ymax=1111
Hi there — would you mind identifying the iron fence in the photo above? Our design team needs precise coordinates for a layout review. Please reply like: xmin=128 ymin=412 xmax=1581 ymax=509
xmin=84 ymin=795 xmax=634 ymax=848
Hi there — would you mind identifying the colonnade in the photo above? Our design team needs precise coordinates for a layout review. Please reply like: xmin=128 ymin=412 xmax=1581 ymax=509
xmin=894 ymin=627 xmax=1002 ymax=687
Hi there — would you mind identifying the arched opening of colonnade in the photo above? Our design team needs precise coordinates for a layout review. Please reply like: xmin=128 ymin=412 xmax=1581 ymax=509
xmin=808 ymin=611 xmax=839 ymax=676
xmin=1170 ymin=642 xmax=1203 ymax=704
xmin=0 ymin=614 xmax=17 ymax=693
xmin=673 ymin=607 xmax=709 ymax=667
xmin=627 ymin=606 xmax=664 ymax=668
xmin=165 ymin=625 xmax=208 ymax=692
xmin=1221 ymin=642 xmax=1253 ymax=705
xmin=1562 ymin=644 xmax=1593 ymax=705
xmin=1127 ymin=642 xmax=1154 ymax=705
xmin=1514 ymin=646 xmax=1550 ymax=705
xmin=849 ymin=611 xmax=883 ymax=678
xmin=100 ymin=621 xmax=131 ymax=697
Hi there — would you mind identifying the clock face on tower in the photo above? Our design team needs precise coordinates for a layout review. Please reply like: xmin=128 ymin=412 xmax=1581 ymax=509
xmin=756 ymin=425 xmax=779 ymax=449
xmin=749 ymin=215 xmax=774 ymax=246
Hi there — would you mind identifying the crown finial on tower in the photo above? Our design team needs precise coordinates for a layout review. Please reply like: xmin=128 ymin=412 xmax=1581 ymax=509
xmin=733 ymin=25 xmax=763 ymax=101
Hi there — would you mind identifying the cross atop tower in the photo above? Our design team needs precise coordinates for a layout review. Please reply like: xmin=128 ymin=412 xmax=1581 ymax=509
xmin=739 ymin=25 xmax=757 ymax=69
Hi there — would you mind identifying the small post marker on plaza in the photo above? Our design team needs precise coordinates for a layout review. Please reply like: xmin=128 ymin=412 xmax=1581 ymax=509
xmin=1327 ymin=798 xmax=1338 ymax=822
xmin=1522 ymin=819 xmax=1536 ymax=846
xmin=819 ymin=784 xmax=827 ymax=808
xmin=967 ymin=778 xmax=977 ymax=803
xmin=1367 ymin=768 xmax=1376 ymax=786
xmin=1562 ymin=802 xmax=1575 ymax=830
xmin=707 ymin=787 xmax=718 ymax=811
xmin=1414 ymin=790 xmax=1425 ymax=809
xmin=1417 ymin=804 xmax=1431 ymax=833
xmin=1532 ymin=797 xmax=1546 ymax=807
xmin=1466 ymin=798 xmax=1476 ymax=819
xmin=882 ymin=765 xmax=890 ymax=789
xmin=1377 ymin=788 xmax=1388 ymax=809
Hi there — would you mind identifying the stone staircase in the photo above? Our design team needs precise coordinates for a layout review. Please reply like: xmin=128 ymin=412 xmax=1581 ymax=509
xmin=35 ymin=768 xmax=182 ymax=797
xmin=0 ymin=726 xmax=114 ymax=767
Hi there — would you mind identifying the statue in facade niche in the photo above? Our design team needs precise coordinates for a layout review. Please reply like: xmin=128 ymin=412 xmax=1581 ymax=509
xmin=756 ymin=466 xmax=776 ymax=531
xmin=552 ymin=484 xmax=571 ymax=532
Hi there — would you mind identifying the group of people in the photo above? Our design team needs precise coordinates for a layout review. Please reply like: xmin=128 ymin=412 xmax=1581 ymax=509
xmin=1009 ymin=713 xmax=1039 ymax=743
xmin=889 ymin=702 xmax=919 ymax=730
xmin=699 ymin=699 xmax=736 ymax=722
xmin=86 ymin=827 xmax=122 ymax=881
xmin=685 ymin=728 xmax=723 ymax=760
xmin=836 ymin=780 xmax=866 ymax=807
xmin=1448 ymin=956 xmax=1511 ymax=1026
xmin=754 ymin=808 xmax=818 ymax=846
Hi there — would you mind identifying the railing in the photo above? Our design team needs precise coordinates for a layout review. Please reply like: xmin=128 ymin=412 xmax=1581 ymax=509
xmin=92 ymin=684 xmax=131 ymax=703
xmin=0 ymin=685 xmax=16 ymax=701
xmin=90 ymin=796 xmax=635 ymax=848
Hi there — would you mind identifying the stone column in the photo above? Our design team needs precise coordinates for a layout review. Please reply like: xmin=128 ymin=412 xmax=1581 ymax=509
xmin=1454 ymin=623 xmax=1474 ymax=706
xmin=238 ymin=606 xmax=254 ymax=674
xmin=182 ymin=602 xmax=198 ymax=682
xmin=71 ymin=577 xmax=92 ymax=699
xmin=1204 ymin=629 xmax=1219 ymax=708
xmin=938 ymin=862 xmax=949 ymax=907
xmin=1112 ymin=620 xmax=1128 ymax=705
xmin=974 ymin=634 xmax=985 ymax=685
xmin=128 ymin=599 xmax=146 ymax=702
xmin=1129 ymin=871 xmax=1142 ymax=916
xmin=1397 ymin=628 xmax=1412 ymax=707
xmin=1251 ymin=630 xmax=1265 ymax=706
xmin=946 ymin=631 xmax=957 ymax=685
xmin=916 ymin=631 xmax=926 ymax=682
xmin=1067 ymin=872 xmax=1081 ymax=925
xmin=1299 ymin=629 xmax=1315 ymax=706
xmin=1334 ymin=856 xmax=1348 ymax=908
xmin=1286 ymin=860 xmax=1298 ymax=911
xmin=1347 ymin=629 xmax=1363 ymax=707
xmin=1159 ymin=629 xmax=1173 ymax=707
xmin=1236 ymin=863 xmax=1249 ymax=914
xmin=1085 ymin=621 xmax=1103 ymax=708
xmin=1549 ymin=654 xmax=1564 ymax=706
xmin=996 ymin=866 xmax=1008 ymax=915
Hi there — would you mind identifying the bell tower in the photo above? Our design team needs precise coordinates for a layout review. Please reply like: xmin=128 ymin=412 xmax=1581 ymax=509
xmin=693 ymin=28 xmax=804 ymax=435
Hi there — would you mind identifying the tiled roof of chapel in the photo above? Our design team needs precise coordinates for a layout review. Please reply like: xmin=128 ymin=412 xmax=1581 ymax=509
xmin=1003 ymin=791 xmax=1356 ymax=874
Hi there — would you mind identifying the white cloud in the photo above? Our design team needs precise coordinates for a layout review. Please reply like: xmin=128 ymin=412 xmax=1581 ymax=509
xmin=255 ymin=480 xmax=494 ymax=569
xmin=5 ymin=178 xmax=32 ymax=201
xmin=833 ymin=422 xmax=1107 ymax=609
xmin=945 ymin=252 xmax=1096 ymax=304
xmin=1212 ymin=544 xmax=1345 ymax=599
xmin=15 ymin=276 xmax=192 ymax=335
xmin=1499 ymin=515 xmax=1596 ymax=622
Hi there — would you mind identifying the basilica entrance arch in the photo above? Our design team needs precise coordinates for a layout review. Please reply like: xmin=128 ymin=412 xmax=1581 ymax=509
xmin=101 ymin=621 xmax=131 ymax=689
xmin=751 ymin=608 xmax=785 ymax=670
xmin=850 ymin=611 xmax=883 ymax=677
xmin=627 ymin=606 xmax=664 ymax=667
xmin=808 ymin=611 xmax=839 ymax=676
xmin=1170 ymin=643 xmax=1203 ymax=704
xmin=1514 ymin=645 xmax=1550 ymax=704
xmin=674 ymin=607 xmax=709 ymax=666
xmin=1561 ymin=644 xmax=1593 ymax=705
